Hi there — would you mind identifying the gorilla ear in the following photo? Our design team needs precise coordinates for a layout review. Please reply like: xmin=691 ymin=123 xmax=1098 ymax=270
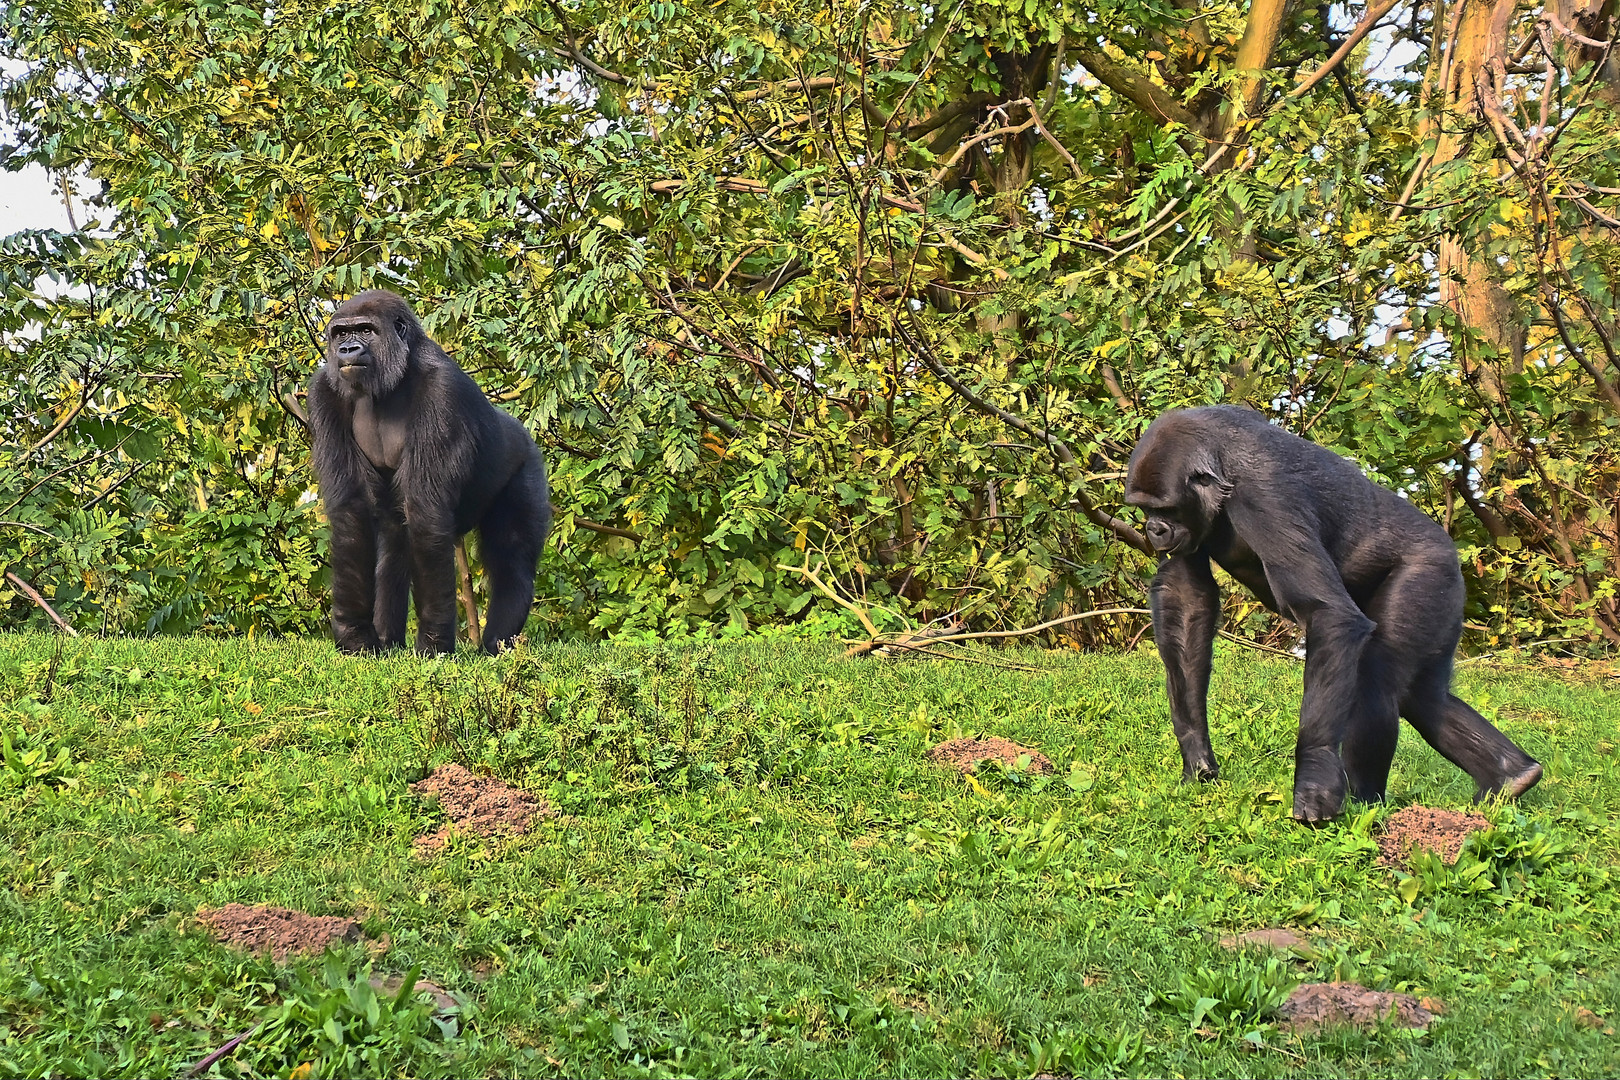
xmin=1186 ymin=450 xmax=1231 ymax=517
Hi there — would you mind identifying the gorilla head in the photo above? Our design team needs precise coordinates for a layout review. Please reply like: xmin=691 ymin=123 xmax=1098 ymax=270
xmin=1124 ymin=413 xmax=1233 ymax=556
xmin=324 ymin=290 xmax=421 ymax=401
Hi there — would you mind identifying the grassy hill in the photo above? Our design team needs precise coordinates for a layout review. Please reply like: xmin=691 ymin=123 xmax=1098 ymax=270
xmin=1 ymin=633 xmax=1616 ymax=1077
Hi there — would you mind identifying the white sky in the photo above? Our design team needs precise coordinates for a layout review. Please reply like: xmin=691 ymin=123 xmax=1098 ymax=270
xmin=0 ymin=164 xmax=75 ymax=237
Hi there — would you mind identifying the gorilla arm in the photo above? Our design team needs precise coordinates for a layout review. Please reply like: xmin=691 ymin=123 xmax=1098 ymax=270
xmin=1149 ymin=550 xmax=1222 ymax=782
xmin=308 ymin=370 xmax=384 ymax=654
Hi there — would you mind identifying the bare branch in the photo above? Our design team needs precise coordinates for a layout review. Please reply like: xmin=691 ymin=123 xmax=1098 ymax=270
xmin=455 ymin=540 xmax=482 ymax=648
xmin=1069 ymin=46 xmax=1201 ymax=129
xmin=777 ymin=556 xmax=881 ymax=639
xmin=573 ymin=516 xmax=645 ymax=542
xmin=4 ymin=571 xmax=79 ymax=637
xmin=864 ymin=606 xmax=1152 ymax=648
xmin=26 ymin=384 xmax=93 ymax=454
xmin=541 ymin=0 xmax=654 ymax=88
xmin=1291 ymin=0 xmax=1403 ymax=99
xmin=732 ymin=75 xmax=838 ymax=102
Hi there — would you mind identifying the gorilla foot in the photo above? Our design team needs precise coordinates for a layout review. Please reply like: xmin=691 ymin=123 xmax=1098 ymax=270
xmin=414 ymin=635 xmax=457 ymax=657
xmin=1476 ymin=761 xmax=1543 ymax=803
xmin=1181 ymin=762 xmax=1220 ymax=783
xmin=335 ymin=632 xmax=382 ymax=655
xmin=1290 ymin=786 xmax=1345 ymax=824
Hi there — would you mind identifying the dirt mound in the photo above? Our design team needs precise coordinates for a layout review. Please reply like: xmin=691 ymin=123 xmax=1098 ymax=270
xmin=1218 ymin=927 xmax=1311 ymax=954
xmin=1278 ymin=982 xmax=1435 ymax=1032
xmin=410 ymin=763 xmax=550 ymax=851
xmin=197 ymin=904 xmax=363 ymax=962
xmin=1377 ymin=806 xmax=1488 ymax=868
xmin=926 ymin=737 xmax=1053 ymax=775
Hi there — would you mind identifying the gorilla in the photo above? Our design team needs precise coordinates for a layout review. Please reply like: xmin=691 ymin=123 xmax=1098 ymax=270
xmin=1124 ymin=406 xmax=1541 ymax=822
xmin=307 ymin=290 xmax=553 ymax=655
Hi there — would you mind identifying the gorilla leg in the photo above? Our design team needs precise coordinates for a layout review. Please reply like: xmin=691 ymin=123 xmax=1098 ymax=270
xmin=1334 ymin=563 xmax=1442 ymax=806
xmin=1150 ymin=553 xmax=1221 ymax=781
xmin=404 ymin=503 xmax=460 ymax=655
xmin=1363 ymin=557 xmax=1541 ymax=802
xmin=1402 ymin=667 xmax=1542 ymax=801
xmin=327 ymin=503 xmax=381 ymax=654
xmin=477 ymin=457 xmax=551 ymax=653
xmin=373 ymin=511 xmax=411 ymax=650
xmin=1339 ymin=643 xmax=1402 ymax=805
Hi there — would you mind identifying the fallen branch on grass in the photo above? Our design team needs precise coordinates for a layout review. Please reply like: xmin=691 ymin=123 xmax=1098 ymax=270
xmin=186 ymin=1026 xmax=257 ymax=1076
xmin=778 ymin=556 xmax=1152 ymax=666
xmin=775 ymin=557 xmax=881 ymax=639
xmin=1217 ymin=629 xmax=1303 ymax=660
xmin=868 ymin=607 xmax=1152 ymax=650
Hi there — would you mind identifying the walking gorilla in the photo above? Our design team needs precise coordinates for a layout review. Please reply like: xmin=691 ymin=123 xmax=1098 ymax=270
xmin=1125 ymin=406 xmax=1541 ymax=822
xmin=308 ymin=290 xmax=553 ymax=655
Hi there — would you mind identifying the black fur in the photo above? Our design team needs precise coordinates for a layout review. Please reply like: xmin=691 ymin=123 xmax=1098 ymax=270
xmin=308 ymin=289 xmax=553 ymax=655
xmin=1125 ymin=406 xmax=1541 ymax=822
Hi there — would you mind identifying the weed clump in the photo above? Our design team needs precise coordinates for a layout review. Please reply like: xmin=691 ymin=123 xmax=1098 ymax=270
xmin=1153 ymin=954 xmax=1297 ymax=1035
xmin=1391 ymin=811 xmax=1601 ymax=907
xmin=235 ymin=957 xmax=468 ymax=1079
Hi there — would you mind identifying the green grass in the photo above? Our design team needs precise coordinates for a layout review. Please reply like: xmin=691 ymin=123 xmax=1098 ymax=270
xmin=1 ymin=633 xmax=1617 ymax=1078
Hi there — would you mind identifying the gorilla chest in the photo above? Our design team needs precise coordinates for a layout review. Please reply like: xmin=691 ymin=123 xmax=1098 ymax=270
xmin=350 ymin=395 xmax=410 ymax=471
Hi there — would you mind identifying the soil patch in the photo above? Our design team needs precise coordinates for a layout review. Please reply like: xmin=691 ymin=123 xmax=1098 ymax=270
xmin=368 ymin=974 xmax=458 ymax=1012
xmin=410 ymin=763 xmax=550 ymax=852
xmin=1377 ymin=806 xmax=1488 ymax=868
xmin=1218 ymin=927 xmax=1311 ymax=954
xmin=197 ymin=904 xmax=363 ymax=963
xmin=1277 ymin=982 xmax=1435 ymax=1032
xmin=926 ymin=737 xmax=1053 ymax=775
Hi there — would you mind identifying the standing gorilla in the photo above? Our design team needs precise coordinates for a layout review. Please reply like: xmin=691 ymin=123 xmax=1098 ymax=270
xmin=308 ymin=290 xmax=553 ymax=655
xmin=1125 ymin=406 xmax=1541 ymax=822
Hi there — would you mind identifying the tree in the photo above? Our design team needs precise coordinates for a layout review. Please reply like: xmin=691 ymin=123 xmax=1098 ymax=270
xmin=2 ymin=0 xmax=1616 ymax=647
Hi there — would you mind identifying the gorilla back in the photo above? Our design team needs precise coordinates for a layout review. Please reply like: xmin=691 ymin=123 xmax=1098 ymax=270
xmin=1125 ymin=406 xmax=1540 ymax=822
xmin=308 ymin=289 xmax=553 ymax=655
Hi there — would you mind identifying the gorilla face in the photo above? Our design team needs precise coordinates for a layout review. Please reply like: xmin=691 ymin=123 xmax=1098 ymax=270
xmin=325 ymin=291 xmax=416 ymax=400
xmin=1124 ymin=415 xmax=1231 ymax=556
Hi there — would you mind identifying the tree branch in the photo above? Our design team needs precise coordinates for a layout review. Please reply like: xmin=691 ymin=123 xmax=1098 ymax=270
xmin=1455 ymin=457 xmax=1512 ymax=541
xmin=574 ymin=516 xmax=645 ymax=542
xmin=27 ymin=384 xmax=93 ymax=454
xmin=540 ymin=0 xmax=655 ymax=88
xmin=455 ymin=540 xmax=482 ymax=648
xmin=1232 ymin=0 xmax=1292 ymax=119
xmin=895 ymin=316 xmax=1150 ymax=553
xmin=1291 ymin=0 xmax=1403 ymax=99
xmin=4 ymin=571 xmax=79 ymax=637
xmin=1069 ymin=46 xmax=1200 ymax=129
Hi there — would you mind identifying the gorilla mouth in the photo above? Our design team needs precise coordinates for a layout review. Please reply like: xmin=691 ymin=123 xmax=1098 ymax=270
xmin=339 ymin=363 xmax=368 ymax=374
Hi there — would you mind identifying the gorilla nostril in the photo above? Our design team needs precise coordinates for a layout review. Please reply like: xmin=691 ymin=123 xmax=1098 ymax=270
xmin=338 ymin=342 xmax=363 ymax=359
